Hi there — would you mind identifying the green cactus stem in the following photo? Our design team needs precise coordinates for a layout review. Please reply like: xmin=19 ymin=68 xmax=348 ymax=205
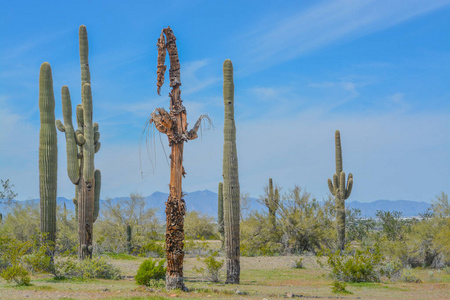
xmin=39 ymin=62 xmax=58 ymax=244
xmin=327 ymin=130 xmax=353 ymax=251
xmin=264 ymin=178 xmax=280 ymax=231
xmin=222 ymin=59 xmax=240 ymax=284
xmin=126 ymin=224 xmax=132 ymax=254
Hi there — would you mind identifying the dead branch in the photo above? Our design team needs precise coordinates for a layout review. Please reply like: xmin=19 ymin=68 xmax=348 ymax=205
xmin=156 ymin=31 xmax=167 ymax=96
xmin=187 ymin=114 xmax=212 ymax=140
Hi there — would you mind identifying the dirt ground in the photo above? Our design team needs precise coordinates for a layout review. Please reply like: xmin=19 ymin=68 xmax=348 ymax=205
xmin=0 ymin=255 xmax=449 ymax=299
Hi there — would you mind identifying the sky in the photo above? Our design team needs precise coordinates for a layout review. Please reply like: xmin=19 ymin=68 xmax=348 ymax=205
xmin=0 ymin=0 xmax=449 ymax=203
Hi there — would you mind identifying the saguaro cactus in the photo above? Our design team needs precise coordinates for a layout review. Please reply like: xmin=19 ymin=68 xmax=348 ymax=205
xmin=264 ymin=178 xmax=280 ymax=231
xmin=150 ymin=27 xmax=205 ymax=291
xmin=39 ymin=62 xmax=58 ymax=244
xmin=126 ymin=224 xmax=132 ymax=254
xmin=56 ymin=25 xmax=101 ymax=260
xmin=327 ymin=130 xmax=353 ymax=251
xmin=218 ymin=182 xmax=224 ymax=247
xmin=222 ymin=59 xmax=240 ymax=284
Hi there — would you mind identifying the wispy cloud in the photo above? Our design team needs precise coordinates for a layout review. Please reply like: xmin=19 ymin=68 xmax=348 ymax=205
xmin=238 ymin=0 xmax=450 ymax=72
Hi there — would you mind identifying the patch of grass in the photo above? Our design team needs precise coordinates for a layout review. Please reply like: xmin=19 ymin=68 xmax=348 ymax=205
xmin=104 ymin=253 xmax=138 ymax=260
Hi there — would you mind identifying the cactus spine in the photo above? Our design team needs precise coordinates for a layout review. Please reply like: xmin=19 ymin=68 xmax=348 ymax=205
xmin=264 ymin=178 xmax=279 ymax=231
xmin=39 ymin=62 xmax=58 ymax=244
xmin=56 ymin=25 xmax=101 ymax=260
xmin=222 ymin=59 xmax=240 ymax=284
xmin=327 ymin=130 xmax=353 ymax=251
xmin=218 ymin=182 xmax=224 ymax=248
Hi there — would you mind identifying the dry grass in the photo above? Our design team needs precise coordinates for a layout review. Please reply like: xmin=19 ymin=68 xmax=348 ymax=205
xmin=0 ymin=255 xmax=449 ymax=299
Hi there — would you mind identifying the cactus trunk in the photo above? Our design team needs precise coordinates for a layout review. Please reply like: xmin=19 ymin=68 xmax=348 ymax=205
xmin=327 ymin=130 xmax=353 ymax=251
xmin=151 ymin=27 xmax=205 ymax=291
xmin=39 ymin=62 xmax=58 ymax=245
xmin=222 ymin=59 xmax=240 ymax=284
xmin=218 ymin=182 xmax=224 ymax=248
xmin=126 ymin=225 xmax=132 ymax=254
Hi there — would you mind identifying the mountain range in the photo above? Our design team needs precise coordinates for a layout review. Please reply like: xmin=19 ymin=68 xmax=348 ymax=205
xmin=0 ymin=190 xmax=431 ymax=220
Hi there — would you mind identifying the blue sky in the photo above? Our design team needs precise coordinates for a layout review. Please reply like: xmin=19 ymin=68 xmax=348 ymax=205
xmin=0 ymin=0 xmax=449 ymax=202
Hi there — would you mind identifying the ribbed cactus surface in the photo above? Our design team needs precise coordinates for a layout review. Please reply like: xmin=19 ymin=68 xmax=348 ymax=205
xmin=39 ymin=62 xmax=58 ymax=244
xmin=327 ymin=130 xmax=353 ymax=251
xmin=218 ymin=182 xmax=224 ymax=247
xmin=222 ymin=59 xmax=240 ymax=284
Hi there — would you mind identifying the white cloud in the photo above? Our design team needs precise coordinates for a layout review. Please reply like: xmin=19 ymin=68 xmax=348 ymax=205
xmin=238 ymin=0 xmax=450 ymax=72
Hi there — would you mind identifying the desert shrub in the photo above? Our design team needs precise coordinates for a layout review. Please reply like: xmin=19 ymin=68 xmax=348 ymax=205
xmin=320 ymin=245 xmax=383 ymax=282
xmin=75 ymin=256 xmax=122 ymax=279
xmin=139 ymin=241 xmax=165 ymax=258
xmin=401 ymin=267 xmax=419 ymax=283
xmin=278 ymin=187 xmax=335 ymax=254
xmin=346 ymin=208 xmax=375 ymax=244
xmin=0 ymin=235 xmax=33 ymax=285
xmin=52 ymin=257 xmax=78 ymax=279
xmin=380 ymin=259 xmax=403 ymax=280
xmin=293 ymin=257 xmax=304 ymax=269
xmin=135 ymin=258 xmax=166 ymax=286
xmin=184 ymin=238 xmax=211 ymax=256
xmin=95 ymin=193 xmax=161 ymax=254
xmin=331 ymin=281 xmax=351 ymax=294
xmin=1 ymin=265 xmax=30 ymax=285
xmin=184 ymin=211 xmax=218 ymax=240
xmin=194 ymin=251 xmax=224 ymax=282
xmin=240 ymin=211 xmax=282 ymax=256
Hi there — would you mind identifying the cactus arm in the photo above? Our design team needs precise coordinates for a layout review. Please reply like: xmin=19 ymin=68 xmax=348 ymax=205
xmin=156 ymin=31 xmax=166 ymax=96
xmin=76 ymin=104 xmax=84 ymax=131
xmin=94 ymin=141 xmax=101 ymax=153
xmin=60 ymin=86 xmax=80 ymax=185
xmin=340 ymin=171 xmax=346 ymax=195
xmin=345 ymin=174 xmax=353 ymax=199
xmin=56 ymin=120 xmax=65 ymax=132
xmin=79 ymin=25 xmax=90 ymax=88
xmin=82 ymin=83 xmax=94 ymax=182
xmin=332 ymin=173 xmax=339 ymax=192
xmin=150 ymin=108 xmax=173 ymax=135
xmin=327 ymin=178 xmax=335 ymax=195
xmin=93 ymin=169 xmax=101 ymax=222
xmin=335 ymin=130 xmax=343 ymax=174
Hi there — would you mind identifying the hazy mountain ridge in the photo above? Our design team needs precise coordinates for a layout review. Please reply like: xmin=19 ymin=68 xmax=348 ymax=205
xmin=0 ymin=190 xmax=431 ymax=219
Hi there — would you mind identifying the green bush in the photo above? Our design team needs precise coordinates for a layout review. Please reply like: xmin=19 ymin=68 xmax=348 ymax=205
xmin=1 ymin=265 xmax=30 ymax=285
xmin=293 ymin=257 xmax=304 ymax=269
xmin=75 ymin=256 xmax=122 ymax=279
xmin=135 ymin=258 xmax=166 ymax=286
xmin=194 ymin=251 xmax=224 ymax=282
xmin=331 ymin=281 xmax=351 ymax=294
xmin=320 ymin=245 xmax=382 ymax=282
xmin=139 ymin=241 xmax=165 ymax=258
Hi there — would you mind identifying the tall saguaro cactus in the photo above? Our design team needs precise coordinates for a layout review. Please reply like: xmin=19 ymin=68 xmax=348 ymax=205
xmin=39 ymin=62 xmax=58 ymax=244
xmin=150 ymin=27 xmax=205 ymax=291
xmin=218 ymin=182 xmax=224 ymax=247
xmin=56 ymin=25 xmax=101 ymax=260
xmin=327 ymin=130 xmax=353 ymax=251
xmin=264 ymin=178 xmax=280 ymax=231
xmin=222 ymin=59 xmax=240 ymax=284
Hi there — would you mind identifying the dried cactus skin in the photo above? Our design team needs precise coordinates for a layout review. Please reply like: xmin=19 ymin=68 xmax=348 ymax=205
xmin=327 ymin=130 xmax=353 ymax=251
xmin=39 ymin=62 xmax=58 ymax=244
xmin=222 ymin=59 xmax=240 ymax=284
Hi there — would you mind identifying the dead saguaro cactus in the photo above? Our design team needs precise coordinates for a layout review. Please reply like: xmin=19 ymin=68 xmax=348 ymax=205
xmin=327 ymin=130 xmax=353 ymax=251
xmin=222 ymin=59 xmax=240 ymax=284
xmin=150 ymin=27 xmax=206 ymax=291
